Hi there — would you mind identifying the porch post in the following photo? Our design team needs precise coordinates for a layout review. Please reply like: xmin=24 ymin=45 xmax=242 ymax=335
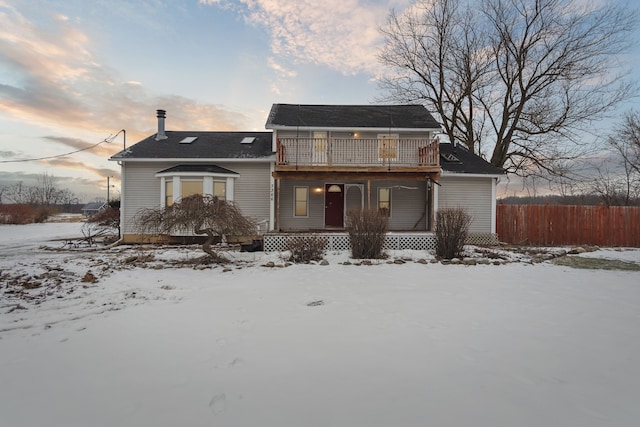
xmin=367 ymin=180 xmax=371 ymax=210
xmin=276 ymin=178 xmax=281 ymax=231
xmin=269 ymin=163 xmax=275 ymax=231
xmin=427 ymin=178 xmax=434 ymax=231
xmin=431 ymin=179 xmax=438 ymax=232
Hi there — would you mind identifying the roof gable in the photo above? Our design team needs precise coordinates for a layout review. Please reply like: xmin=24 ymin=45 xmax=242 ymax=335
xmin=265 ymin=104 xmax=440 ymax=130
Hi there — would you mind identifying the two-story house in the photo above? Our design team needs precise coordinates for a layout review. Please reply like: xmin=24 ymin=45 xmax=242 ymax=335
xmin=266 ymin=104 xmax=442 ymax=232
xmin=110 ymin=105 xmax=503 ymax=250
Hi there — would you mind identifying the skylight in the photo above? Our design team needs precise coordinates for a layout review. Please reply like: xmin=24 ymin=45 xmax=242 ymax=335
xmin=441 ymin=153 xmax=460 ymax=162
xmin=241 ymin=137 xmax=256 ymax=144
xmin=179 ymin=136 xmax=198 ymax=144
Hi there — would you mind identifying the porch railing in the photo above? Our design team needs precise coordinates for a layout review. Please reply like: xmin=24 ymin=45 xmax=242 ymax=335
xmin=276 ymin=138 xmax=439 ymax=168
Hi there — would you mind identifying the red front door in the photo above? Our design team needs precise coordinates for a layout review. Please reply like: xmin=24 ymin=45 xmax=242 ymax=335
xmin=325 ymin=184 xmax=344 ymax=228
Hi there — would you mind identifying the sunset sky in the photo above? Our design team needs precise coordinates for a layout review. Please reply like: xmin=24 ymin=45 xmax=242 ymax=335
xmin=1 ymin=0 xmax=638 ymax=201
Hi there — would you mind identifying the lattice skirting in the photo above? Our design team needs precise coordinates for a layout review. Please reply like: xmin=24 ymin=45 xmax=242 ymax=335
xmin=263 ymin=232 xmax=499 ymax=252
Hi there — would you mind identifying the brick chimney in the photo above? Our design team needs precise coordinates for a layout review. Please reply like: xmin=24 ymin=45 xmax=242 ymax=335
xmin=155 ymin=109 xmax=168 ymax=141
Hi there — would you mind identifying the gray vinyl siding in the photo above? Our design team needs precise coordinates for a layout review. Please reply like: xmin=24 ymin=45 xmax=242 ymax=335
xmin=345 ymin=186 xmax=362 ymax=211
xmin=278 ymin=180 xmax=325 ymax=230
xmin=277 ymin=179 xmax=429 ymax=231
xmin=121 ymin=162 xmax=170 ymax=235
xmin=373 ymin=181 xmax=428 ymax=231
xmin=223 ymin=162 xmax=271 ymax=227
xmin=437 ymin=175 xmax=493 ymax=233
xmin=121 ymin=161 xmax=271 ymax=236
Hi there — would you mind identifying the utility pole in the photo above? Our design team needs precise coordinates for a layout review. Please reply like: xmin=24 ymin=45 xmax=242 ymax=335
xmin=107 ymin=176 xmax=111 ymax=204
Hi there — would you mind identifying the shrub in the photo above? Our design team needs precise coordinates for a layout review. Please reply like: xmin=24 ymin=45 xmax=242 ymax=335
xmin=34 ymin=205 xmax=58 ymax=223
xmin=0 ymin=204 xmax=37 ymax=224
xmin=89 ymin=207 xmax=120 ymax=230
xmin=435 ymin=208 xmax=471 ymax=259
xmin=285 ymin=235 xmax=327 ymax=263
xmin=346 ymin=208 xmax=388 ymax=259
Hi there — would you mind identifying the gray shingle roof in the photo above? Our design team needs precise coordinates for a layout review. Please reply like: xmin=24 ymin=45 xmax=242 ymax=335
xmin=110 ymin=132 xmax=274 ymax=160
xmin=439 ymin=143 xmax=504 ymax=175
xmin=265 ymin=104 xmax=441 ymax=129
xmin=82 ymin=202 xmax=106 ymax=211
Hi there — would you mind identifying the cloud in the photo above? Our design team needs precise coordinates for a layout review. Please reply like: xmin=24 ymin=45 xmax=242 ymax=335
xmin=42 ymin=136 xmax=119 ymax=159
xmin=268 ymin=57 xmax=297 ymax=78
xmin=0 ymin=3 xmax=254 ymax=140
xmin=201 ymin=0 xmax=409 ymax=75
xmin=40 ymin=157 xmax=119 ymax=180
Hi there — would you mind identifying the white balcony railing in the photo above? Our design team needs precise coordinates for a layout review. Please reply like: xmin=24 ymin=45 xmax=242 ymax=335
xmin=276 ymin=138 xmax=439 ymax=168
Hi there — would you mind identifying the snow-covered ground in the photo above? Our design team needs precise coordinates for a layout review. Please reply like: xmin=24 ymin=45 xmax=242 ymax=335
xmin=1 ymin=220 xmax=640 ymax=427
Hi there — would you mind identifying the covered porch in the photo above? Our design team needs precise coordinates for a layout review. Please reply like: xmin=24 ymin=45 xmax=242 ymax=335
xmin=271 ymin=171 xmax=440 ymax=232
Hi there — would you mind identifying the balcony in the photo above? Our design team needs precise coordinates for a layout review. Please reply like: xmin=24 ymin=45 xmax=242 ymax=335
xmin=275 ymin=137 xmax=440 ymax=173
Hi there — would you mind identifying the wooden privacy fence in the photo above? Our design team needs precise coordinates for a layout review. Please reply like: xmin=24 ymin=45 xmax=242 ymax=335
xmin=496 ymin=204 xmax=640 ymax=247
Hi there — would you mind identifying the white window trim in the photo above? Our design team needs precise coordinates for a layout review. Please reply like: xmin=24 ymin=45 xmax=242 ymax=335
xmin=378 ymin=187 xmax=392 ymax=218
xmin=293 ymin=186 xmax=309 ymax=218
xmin=156 ymin=171 xmax=237 ymax=207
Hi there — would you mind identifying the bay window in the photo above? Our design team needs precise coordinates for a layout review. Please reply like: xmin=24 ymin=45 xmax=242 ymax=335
xmin=156 ymin=165 xmax=238 ymax=207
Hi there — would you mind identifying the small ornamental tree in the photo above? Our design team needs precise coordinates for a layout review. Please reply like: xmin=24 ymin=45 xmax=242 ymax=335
xmin=435 ymin=208 xmax=471 ymax=260
xmin=134 ymin=195 xmax=256 ymax=263
xmin=346 ymin=208 xmax=389 ymax=259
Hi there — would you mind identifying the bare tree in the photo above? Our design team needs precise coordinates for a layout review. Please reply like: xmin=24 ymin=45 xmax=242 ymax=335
xmin=4 ymin=182 xmax=33 ymax=204
xmin=134 ymin=195 xmax=256 ymax=263
xmin=588 ymin=110 xmax=640 ymax=205
xmin=609 ymin=110 xmax=640 ymax=176
xmin=379 ymin=0 xmax=638 ymax=177
xmin=379 ymin=0 xmax=493 ymax=155
xmin=34 ymin=172 xmax=59 ymax=205
xmin=2 ymin=173 xmax=78 ymax=208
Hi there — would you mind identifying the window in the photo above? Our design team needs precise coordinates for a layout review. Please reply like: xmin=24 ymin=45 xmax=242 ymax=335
xmin=378 ymin=187 xmax=391 ymax=216
xmin=294 ymin=186 xmax=309 ymax=217
xmin=165 ymin=180 xmax=173 ymax=206
xmin=378 ymin=134 xmax=398 ymax=159
xmin=156 ymin=166 xmax=237 ymax=207
xmin=181 ymin=179 xmax=203 ymax=198
xmin=213 ymin=180 xmax=226 ymax=200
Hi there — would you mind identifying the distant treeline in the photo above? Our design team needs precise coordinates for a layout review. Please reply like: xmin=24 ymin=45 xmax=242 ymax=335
xmin=499 ymin=194 xmax=640 ymax=206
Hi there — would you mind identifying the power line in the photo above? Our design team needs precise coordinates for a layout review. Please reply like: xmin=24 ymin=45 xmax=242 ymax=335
xmin=0 ymin=130 xmax=125 ymax=164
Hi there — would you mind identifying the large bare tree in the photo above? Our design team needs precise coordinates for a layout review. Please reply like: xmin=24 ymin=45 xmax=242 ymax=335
xmin=379 ymin=0 xmax=638 ymax=177
xmin=590 ymin=110 xmax=640 ymax=205
xmin=134 ymin=195 xmax=256 ymax=263
xmin=609 ymin=110 xmax=640 ymax=176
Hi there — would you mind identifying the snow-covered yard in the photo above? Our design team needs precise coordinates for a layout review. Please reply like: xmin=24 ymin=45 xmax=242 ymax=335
xmin=1 ymin=220 xmax=639 ymax=427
